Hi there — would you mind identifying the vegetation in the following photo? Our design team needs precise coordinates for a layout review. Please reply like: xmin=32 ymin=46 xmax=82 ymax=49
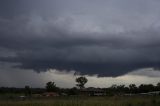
xmin=76 ymin=76 xmax=88 ymax=89
xmin=45 ymin=81 xmax=59 ymax=92
xmin=1 ymin=81 xmax=160 ymax=96
xmin=1 ymin=77 xmax=160 ymax=106
xmin=24 ymin=86 xmax=31 ymax=97
xmin=0 ymin=96 xmax=160 ymax=106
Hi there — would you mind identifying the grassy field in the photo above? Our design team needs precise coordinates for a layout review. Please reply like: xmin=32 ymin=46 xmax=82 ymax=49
xmin=0 ymin=96 xmax=160 ymax=106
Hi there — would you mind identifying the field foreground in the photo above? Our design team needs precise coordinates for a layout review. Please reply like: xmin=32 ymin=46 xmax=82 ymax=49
xmin=0 ymin=96 xmax=160 ymax=106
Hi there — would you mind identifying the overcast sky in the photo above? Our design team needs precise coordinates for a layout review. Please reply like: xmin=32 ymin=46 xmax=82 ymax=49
xmin=1 ymin=0 xmax=160 ymax=88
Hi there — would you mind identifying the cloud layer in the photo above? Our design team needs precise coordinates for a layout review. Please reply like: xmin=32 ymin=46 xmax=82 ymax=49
xmin=1 ymin=0 xmax=160 ymax=76
xmin=1 ymin=62 xmax=160 ymax=88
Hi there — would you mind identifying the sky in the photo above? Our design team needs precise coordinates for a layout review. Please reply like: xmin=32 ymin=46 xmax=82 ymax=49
xmin=1 ymin=0 xmax=160 ymax=88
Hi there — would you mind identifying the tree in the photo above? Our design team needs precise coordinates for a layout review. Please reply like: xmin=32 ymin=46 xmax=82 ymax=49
xmin=76 ymin=76 xmax=88 ymax=89
xmin=157 ymin=82 xmax=160 ymax=87
xmin=46 ymin=81 xmax=57 ymax=92
xmin=138 ymin=84 xmax=155 ymax=93
xmin=25 ymin=85 xmax=31 ymax=97
xmin=116 ymin=85 xmax=126 ymax=93
xmin=129 ymin=84 xmax=137 ymax=93
xmin=156 ymin=82 xmax=160 ymax=90
xmin=69 ymin=87 xmax=79 ymax=95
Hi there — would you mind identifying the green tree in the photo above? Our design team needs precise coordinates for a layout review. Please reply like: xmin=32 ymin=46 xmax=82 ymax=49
xmin=69 ymin=87 xmax=79 ymax=95
xmin=25 ymin=85 xmax=31 ymax=97
xmin=129 ymin=84 xmax=137 ymax=93
xmin=138 ymin=84 xmax=155 ymax=93
xmin=76 ymin=76 xmax=88 ymax=89
xmin=156 ymin=82 xmax=160 ymax=90
xmin=46 ymin=81 xmax=57 ymax=92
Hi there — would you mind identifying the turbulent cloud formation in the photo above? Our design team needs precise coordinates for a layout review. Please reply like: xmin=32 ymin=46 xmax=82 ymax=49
xmin=1 ymin=0 xmax=160 ymax=76
xmin=1 ymin=62 xmax=160 ymax=88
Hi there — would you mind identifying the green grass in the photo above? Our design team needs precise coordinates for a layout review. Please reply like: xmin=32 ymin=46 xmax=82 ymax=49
xmin=0 ymin=96 xmax=160 ymax=106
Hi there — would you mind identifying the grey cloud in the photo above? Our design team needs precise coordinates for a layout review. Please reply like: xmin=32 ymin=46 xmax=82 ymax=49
xmin=128 ymin=68 xmax=160 ymax=77
xmin=1 ymin=0 xmax=160 ymax=76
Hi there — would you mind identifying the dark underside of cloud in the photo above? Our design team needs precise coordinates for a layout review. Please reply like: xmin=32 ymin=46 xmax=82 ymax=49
xmin=1 ymin=0 xmax=160 ymax=77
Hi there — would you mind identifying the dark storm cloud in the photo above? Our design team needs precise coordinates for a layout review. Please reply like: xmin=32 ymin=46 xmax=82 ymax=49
xmin=1 ymin=0 xmax=160 ymax=76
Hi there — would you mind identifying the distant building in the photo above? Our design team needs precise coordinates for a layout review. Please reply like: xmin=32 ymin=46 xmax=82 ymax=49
xmin=32 ymin=94 xmax=42 ymax=97
xmin=140 ymin=91 xmax=160 ymax=96
xmin=19 ymin=95 xmax=26 ymax=100
xmin=80 ymin=87 xmax=106 ymax=96
xmin=42 ymin=92 xmax=59 ymax=97
xmin=124 ymin=91 xmax=160 ymax=96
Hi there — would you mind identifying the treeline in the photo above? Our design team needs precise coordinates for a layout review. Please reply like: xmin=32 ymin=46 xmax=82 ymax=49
xmin=0 ymin=87 xmax=45 ymax=94
xmin=0 ymin=76 xmax=160 ymax=96
xmin=1 ymin=83 xmax=160 ymax=96
xmin=105 ymin=83 xmax=160 ymax=95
